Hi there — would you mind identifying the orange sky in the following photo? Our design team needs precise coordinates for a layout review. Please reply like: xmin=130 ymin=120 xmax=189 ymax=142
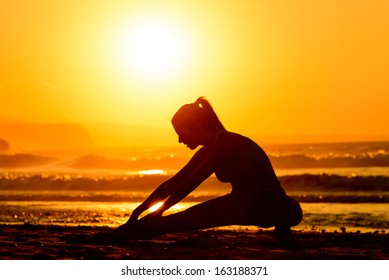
xmin=1 ymin=0 xmax=388 ymax=146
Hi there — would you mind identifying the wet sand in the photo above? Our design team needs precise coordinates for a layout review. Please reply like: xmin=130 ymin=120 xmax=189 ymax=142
xmin=0 ymin=224 xmax=388 ymax=260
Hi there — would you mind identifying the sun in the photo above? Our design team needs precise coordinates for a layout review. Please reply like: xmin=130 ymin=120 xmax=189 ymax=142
xmin=115 ymin=16 xmax=190 ymax=83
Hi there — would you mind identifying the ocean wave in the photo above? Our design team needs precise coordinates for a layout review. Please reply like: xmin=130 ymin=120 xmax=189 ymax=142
xmin=1 ymin=192 xmax=388 ymax=203
xmin=279 ymin=174 xmax=389 ymax=192
xmin=269 ymin=153 xmax=389 ymax=169
xmin=60 ymin=152 xmax=389 ymax=170
xmin=1 ymin=173 xmax=389 ymax=191
xmin=0 ymin=147 xmax=388 ymax=171
xmin=1 ymin=173 xmax=389 ymax=203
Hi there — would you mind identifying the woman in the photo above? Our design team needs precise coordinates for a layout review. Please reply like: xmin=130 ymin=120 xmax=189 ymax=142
xmin=112 ymin=97 xmax=302 ymax=246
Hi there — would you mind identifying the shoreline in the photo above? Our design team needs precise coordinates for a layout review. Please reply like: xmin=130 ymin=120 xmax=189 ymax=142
xmin=0 ymin=224 xmax=388 ymax=260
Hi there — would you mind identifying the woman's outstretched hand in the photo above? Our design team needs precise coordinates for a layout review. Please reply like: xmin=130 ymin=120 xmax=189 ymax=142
xmin=123 ymin=207 xmax=142 ymax=226
xmin=124 ymin=206 xmax=164 ymax=226
xmin=111 ymin=208 xmax=142 ymax=239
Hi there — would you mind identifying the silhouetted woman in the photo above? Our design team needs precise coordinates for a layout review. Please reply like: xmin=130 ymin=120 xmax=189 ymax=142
xmin=112 ymin=97 xmax=302 ymax=245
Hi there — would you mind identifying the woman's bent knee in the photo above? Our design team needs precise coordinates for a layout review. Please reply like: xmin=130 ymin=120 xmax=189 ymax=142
xmin=285 ymin=196 xmax=303 ymax=227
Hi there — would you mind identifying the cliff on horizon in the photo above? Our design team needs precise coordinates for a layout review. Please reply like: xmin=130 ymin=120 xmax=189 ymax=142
xmin=0 ymin=123 xmax=96 ymax=151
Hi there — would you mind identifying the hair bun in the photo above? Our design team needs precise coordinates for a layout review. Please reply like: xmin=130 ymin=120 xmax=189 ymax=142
xmin=194 ymin=96 xmax=205 ymax=108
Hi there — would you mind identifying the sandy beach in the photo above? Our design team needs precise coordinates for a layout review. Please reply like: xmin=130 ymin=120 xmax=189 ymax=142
xmin=0 ymin=224 xmax=388 ymax=260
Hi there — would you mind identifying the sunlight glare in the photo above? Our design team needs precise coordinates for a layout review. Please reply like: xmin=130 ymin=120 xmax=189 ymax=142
xmin=148 ymin=202 xmax=187 ymax=214
xmin=138 ymin=169 xmax=165 ymax=175
xmin=115 ymin=16 xmax=190 ymax=82
xmin=149 ymin=202 xmax=163 ymax=212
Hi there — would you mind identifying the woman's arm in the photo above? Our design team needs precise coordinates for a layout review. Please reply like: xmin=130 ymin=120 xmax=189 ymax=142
xmin=127 ymin=177 xmax=173 ymax=223
xmin=156 ymin=142 xmax=230 ymax=214
xmin=157 ymin=158 xmax=214 ymax=214
xmin=157 ymin=132 xmax=243 ymax=214
xmin=128 ymin=147 xmax=208 ymax=223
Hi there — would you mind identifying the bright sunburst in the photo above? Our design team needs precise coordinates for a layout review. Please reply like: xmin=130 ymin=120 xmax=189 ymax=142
xmin=115 ymin=16 xmax=190 ymax=82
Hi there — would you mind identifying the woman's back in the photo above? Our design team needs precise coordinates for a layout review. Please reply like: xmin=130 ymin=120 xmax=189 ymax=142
xmin=214 ymin=131 xmax=285 ymax=195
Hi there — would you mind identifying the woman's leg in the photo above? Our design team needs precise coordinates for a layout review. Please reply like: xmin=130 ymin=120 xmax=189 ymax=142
xmin=113 ymin=193 xmax=302 ymax=240
xmin=118 ymin=194 xmax=244 ymax=239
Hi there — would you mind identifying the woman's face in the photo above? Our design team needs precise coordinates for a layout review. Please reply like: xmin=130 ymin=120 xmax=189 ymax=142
xmin=173 ymin=122 xmax=205 ymax=150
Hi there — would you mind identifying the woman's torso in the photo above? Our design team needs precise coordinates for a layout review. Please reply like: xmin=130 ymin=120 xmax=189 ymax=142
xmin=213 ymin=131 xmax=285 ymax=195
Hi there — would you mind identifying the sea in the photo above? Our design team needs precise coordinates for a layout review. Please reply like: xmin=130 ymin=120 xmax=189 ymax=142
xmin=1 ymin=141 xmax=388 ymax=233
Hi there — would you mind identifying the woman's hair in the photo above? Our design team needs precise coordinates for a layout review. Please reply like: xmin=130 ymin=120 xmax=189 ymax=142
xmin=172 ymin=97 xmax=226 ymax=131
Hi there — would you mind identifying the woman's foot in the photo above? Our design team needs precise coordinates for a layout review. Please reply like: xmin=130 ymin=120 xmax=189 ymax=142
xmin=273 ymin=226 xmax=298 ymax=248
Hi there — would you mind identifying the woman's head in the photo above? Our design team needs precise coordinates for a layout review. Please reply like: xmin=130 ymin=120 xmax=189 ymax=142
xmin=172 ymin=97 xmax=226 ymax=149
xmin=172 ymin=97 xmax=225 ymax=131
